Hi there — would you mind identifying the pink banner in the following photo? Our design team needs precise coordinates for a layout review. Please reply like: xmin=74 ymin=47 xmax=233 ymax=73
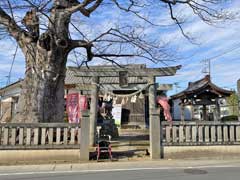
xmin=66 ymin=93 xmax=80 ymax=123
xmin=66 ymin=93 xmax=88 ymax=123
xmin=157 ymin=96 xmax=172 ymax=122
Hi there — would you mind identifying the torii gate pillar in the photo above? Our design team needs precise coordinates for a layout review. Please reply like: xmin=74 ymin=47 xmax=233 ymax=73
xmin=148 ymin=76 xmax=161 ymax=159
xmin=89 ymin=76 xmax=99 ymax=146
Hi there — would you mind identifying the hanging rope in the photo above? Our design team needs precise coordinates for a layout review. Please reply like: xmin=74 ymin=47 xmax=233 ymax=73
xmin=100 ymin=83 xmax=156 ymax=98
xmin=76 ymin=80 xmax=156 ymax=98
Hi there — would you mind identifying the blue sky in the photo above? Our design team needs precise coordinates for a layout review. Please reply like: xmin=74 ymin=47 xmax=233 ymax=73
xmin=0 ymin=0 xmax=240 ymax=96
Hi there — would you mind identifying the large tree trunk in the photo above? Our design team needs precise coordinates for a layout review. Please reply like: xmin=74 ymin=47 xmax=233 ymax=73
xmin=13 ymin=8 xmax=71 ymax=123
xmin=14 ymin=45 xmax=67 ymax=123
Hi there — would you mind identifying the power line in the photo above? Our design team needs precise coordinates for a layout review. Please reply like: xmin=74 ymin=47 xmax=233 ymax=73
xmin=199 ymin=43 xmax=240 ymax=79
xmin=206 ymin=43 xmax=240 ymax=60
xmin=183 ymin=43 xmax=240 ymax=71
xmin=6 ymin=45 xmax=18 ymax=85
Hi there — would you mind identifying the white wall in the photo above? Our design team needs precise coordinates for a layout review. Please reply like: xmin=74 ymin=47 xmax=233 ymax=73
xmin=1 ymin=86 xmax=21 ymax=100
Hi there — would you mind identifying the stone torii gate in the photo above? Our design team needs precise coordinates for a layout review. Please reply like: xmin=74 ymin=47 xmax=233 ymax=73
xmin=75 ymin=65 xmax=181 ymax=159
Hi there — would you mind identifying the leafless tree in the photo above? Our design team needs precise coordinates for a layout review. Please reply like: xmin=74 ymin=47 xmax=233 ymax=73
xmin=0 ymin=0 xmax=233 ymax=122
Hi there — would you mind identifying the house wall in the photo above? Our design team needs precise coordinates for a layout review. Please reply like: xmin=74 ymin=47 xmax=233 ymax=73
xmin=0 ymin=85 xmax=21 ymax=122
xmin=0 ymin=86 xmax=21 ymax=99
xmin=0 ymin=98 xmax=12 ymax=122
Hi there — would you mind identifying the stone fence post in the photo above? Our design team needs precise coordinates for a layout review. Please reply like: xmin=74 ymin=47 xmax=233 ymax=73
xmin=150 ymin=109 xmax=161 ymax=159
xmin=80 ymin=110 xmax=90 ymax=161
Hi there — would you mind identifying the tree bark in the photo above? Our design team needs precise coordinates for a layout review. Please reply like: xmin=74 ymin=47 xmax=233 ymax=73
xmin=13 ymin=42 xmax=67 ymax=123
xmin=13 ymin=7 xmax=71 ymax=123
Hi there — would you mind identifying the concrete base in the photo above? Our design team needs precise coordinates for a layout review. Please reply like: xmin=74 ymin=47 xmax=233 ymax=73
xmin=0 ymin=149 xmax=81 ymax=165
xmin=164 ymin=145 xmax=240 ymax=159
xmin=1 ymin=146 xmax=240 ymax=165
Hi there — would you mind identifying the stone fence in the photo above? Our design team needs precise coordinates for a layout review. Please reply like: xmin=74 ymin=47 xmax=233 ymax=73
xmin=161 ymin=121 xmax=240 ymax=146
xmin=1 ymin=120 xmax=240 ymax=150
xmin=0 ymin=123 xmax=81 ymax=150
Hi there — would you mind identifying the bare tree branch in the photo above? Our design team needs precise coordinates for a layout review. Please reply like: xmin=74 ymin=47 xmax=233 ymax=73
xmin=112 ymin=0 xmax=234 ymax=42
xmin=66 ymin=0 xmax=103 ymax=16
xmin=68 ymin=39 xmax=91 ymax=50
xmin=0 ymin=6 xmax=32 ymax=43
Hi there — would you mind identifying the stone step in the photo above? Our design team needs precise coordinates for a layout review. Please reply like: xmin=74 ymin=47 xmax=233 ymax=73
xmin=120 ymin=124 xmax=145 ymax=129
xmin=118 ymin=129 xmax=149 ymax=136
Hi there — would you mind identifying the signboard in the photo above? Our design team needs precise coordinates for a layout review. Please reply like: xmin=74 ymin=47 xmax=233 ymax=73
xmin=112 ymin=104 xmax=122 ymax=126
xmin=119 ymin=71 xmax=128 ymax=87
xmin=66 ymin=93 xmax=87 ymax=123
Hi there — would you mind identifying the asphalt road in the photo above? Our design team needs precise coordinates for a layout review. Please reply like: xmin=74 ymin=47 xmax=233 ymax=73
xmin=1 ymin=166 xmax=240 ymax=180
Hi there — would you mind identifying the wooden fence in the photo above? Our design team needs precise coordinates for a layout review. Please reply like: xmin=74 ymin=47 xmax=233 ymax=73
xmin=161 ymin=121 xmax=240 ymax=146
xmin=0 ymin=123 xmax=81 ymax=149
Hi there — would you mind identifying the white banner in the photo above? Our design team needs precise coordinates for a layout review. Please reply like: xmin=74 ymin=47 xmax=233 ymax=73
xmin=112 ymin=104 xmax=122 ymax=126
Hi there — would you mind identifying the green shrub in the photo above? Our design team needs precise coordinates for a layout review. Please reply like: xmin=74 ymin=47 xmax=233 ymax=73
xmin=221 ymin=115 xmax=238 ymax=121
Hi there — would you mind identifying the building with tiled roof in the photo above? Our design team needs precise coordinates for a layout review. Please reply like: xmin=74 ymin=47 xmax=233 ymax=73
xmin=171 ymin=75 xmax=233 ymax=121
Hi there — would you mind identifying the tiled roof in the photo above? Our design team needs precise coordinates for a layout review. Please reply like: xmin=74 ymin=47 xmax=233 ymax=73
xmin=171 ymin=75 xmax=233 ymax=99
xmin=0 ymin=79 xmax=23 ymax=95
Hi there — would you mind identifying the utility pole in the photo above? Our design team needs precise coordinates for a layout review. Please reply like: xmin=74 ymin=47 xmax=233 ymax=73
xmin=201 ymin=59 xmax=211 ymax=78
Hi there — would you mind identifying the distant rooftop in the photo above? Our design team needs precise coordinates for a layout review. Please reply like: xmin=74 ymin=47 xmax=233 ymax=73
xmin=171 ymin=75 xmax=233 ymax=99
